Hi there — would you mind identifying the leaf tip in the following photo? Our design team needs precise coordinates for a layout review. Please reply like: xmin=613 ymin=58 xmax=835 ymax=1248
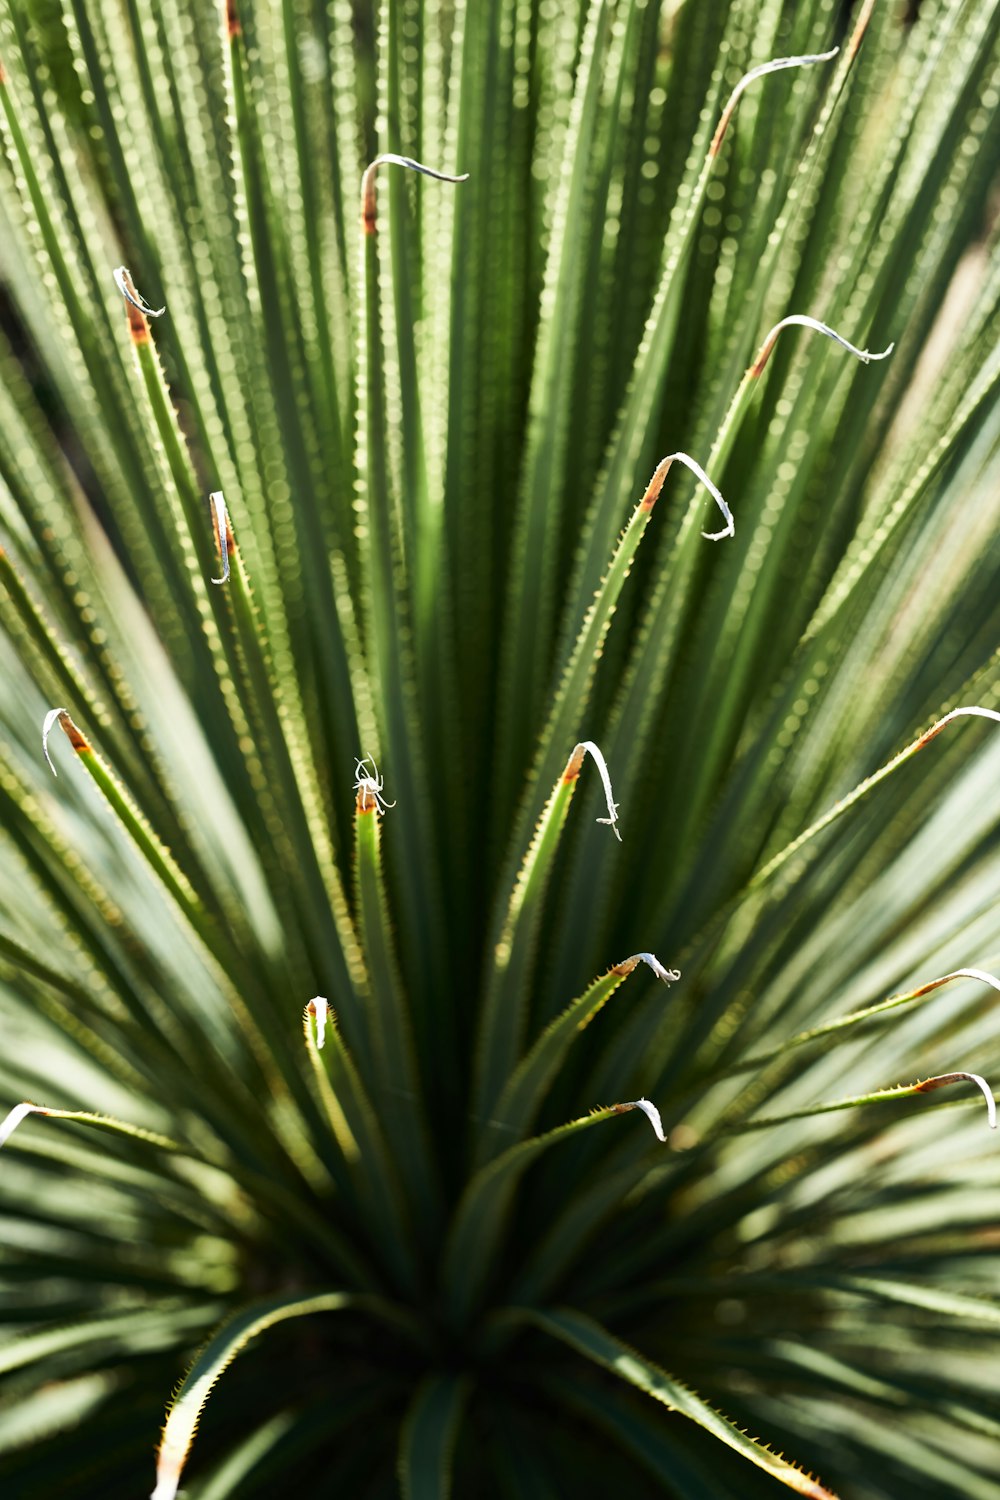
xmin=0 ymin=1101 xmax=45 ymax=1150
xmin=639 ymin=458 xmax=672 ymax=512
xmin=354 ymin=755 xmax=395 ymax=814
xmin=611 ymin=953 xmax=680 ymax=983
xmin=915 ymin=1071 xmax=997 ymax=1130
xmin=42 ymin=707 xmax=89 ymax=775
xmin=307 ymin=996 xmax=329 ymax=1050
xmin=575 ymin=741 xmax=621 ymax=839
xmin=361 ymin=154 xmax=469 ymax=234
xmin=914 ymin=705 xmax=1000 ymax=751
xmin=750 ymin=315 xmax=894 ymax=378
xmin=113 ymin=265 xmax=165 ymax=329
xmin=615 ymin=1097 xmax=667 ymax=1142
xmin=709 ymin=47 xmax=840 ymax=158
xmin=209 ymin=492 xmax=232 ymax=584
xmin=652 ymin=452 xmax=733 ymax=538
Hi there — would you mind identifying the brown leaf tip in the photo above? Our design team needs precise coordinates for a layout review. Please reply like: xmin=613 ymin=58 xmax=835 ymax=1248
xmin=113 ymin=266 xmax=165 ymax=327
xmin=307 ymin=997 xmax=329 ymax=1048
xmin=914 ymin=1071 xmax=996 ymax=1129
xmin=61 ymin=713 xmax=91 ymax=753
xmin=709 ymin=49 xmax=839 ymax=159
xmin=610 ymin=952 xmax=679 ymax=982
xmin=42 ymin=707 xmax=91 ymax=775
xmin=914 ymin=705 xmax=1000 ymax=753
xmin=360 ymin=153 xmax=468 ymax=236
xmin=226 ymin=0 xmax=241 ymax=38
xmin=640 ymin=458 xmax=671 ymax=511
xmin=642 ymin=452 xmax=733 ymax=539
xmin=914 ymin=724 xmax=945 ymax=751
xmin=750 ymin=330 xmax=779 ymax=378
xmin=125 ymin=298 xmax=149 ymax=342
xmin=562 ymin=744 xmax=587 ymax=783
xmin=749 ymin=315 xmax=893 ymax=379
xmin=361 ymin=164 xmax=378 ymax=235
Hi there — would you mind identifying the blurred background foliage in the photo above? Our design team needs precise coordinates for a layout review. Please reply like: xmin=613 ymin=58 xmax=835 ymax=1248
xmin=1 ymin=0 xmax=1000 ymax=1495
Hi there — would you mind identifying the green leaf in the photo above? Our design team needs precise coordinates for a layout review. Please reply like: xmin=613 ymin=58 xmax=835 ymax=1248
xmin=545 ymin=1372 xmax=745 ymax=1499
xmin=478 ymin=952 xmax=678 ymax=1166
xmin=721 ymin=1069 xmax=997 ymax=1137
xmin=473 ymin=741 xmax=625 ymax=1131
xmin=444 ymin=1109 xmax=622 ymax=1321
xmin=399 ymin=1374 xmax=470 ymax=1500
xmin=151 ymin=1291 xmax=370 ymax=1500
xmin=512 ymin=1306 xmax=840 ymax=1498
xmin=3 ymin=0 xmax=1000 ymax=1491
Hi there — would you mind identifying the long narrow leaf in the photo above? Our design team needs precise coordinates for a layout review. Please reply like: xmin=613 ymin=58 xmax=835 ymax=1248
xmin=399 ymin=1374 xmax=470 ymax=1500
xmin=508 ymin=1306 xmax=839 ymax=1498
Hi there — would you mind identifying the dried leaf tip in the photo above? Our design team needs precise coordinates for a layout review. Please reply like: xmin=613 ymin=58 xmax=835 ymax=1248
xmin=639 ymin=459 xmax=671 ymax=511
xmin=567 ymin=740 xmax=622 ymax=841
xmin=915 ymin=704 xmax=1000 ymax=750
xmin=614 ymin=1097 xmax=667 ymax=1143
xmin=920 ymin=967 xmax=1000 ymax=998
xmin=113 ymin=265 xmax=165 ymax=320
xmin=361 ymin=154 xmax=469 ymax=234
xmin=209 ymin=492 xmax=232 ymax=584
xmin=353 ymin=755 xmax=395 ymax=814
xmin=710 ymin=49 xmax=839 ymax=157
xmin=308 ymin=997 xmax=329 ymax=1050
xmin=42 ymin=707 xmax=90 ymax=776
xmin=750 ymin=316 xmax=894 ymax=378
xmin=612 ymin=953 xmax=681 ymax=983
xmin=645 ymin=452 xmax=733 ymax=540
xmin=915 ymin=1071 xmax=996 ymax=1130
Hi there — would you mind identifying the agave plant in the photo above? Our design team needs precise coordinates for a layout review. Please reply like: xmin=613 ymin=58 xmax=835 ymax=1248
xmin=2 ymin=0 xmax=1000 ymax=1493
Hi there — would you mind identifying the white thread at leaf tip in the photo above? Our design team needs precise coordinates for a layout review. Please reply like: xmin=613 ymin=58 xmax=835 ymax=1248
xmin=112 ymin=265 xmax=165 ymax=317
xmin=768 ymin=316 xmax=894 ymax=363
xmin=577 ymin=741 xmax=621 ymax=841
xmin=369 ymin=153 xmax=470 ymax=184
xmin=310 ymin=997 xmax=329 ymax=1049
xmin=0 ymin=1101 xmax=43 ymax=1150
xmin=976 ymin=1075 xmax=998 ymax=1131
xmin=353 ymin=754 xmax=396 ymax=812
xmin=42 ymin=706 xmax=67 ymax=776
xmin=936 ymin=706 xmax=1000 ymax=730
xmin=723 ymin=47 xmax=840 ymax=114
xmin=625 ymin=1098 xmax=667 ymax=1143
xmin=916 ymin=967 xmax=1000 ymax=997
xmin=658 ymin=452 xmax=733 ymax=541
xmin=631 ymin=953 xmax=681 ymax=983
xmin=209 ymin=491 xmax=230 ymax=585
xmin=927 ymin=1072 xmax=997 ymax=1130
xmin=946 ymin=968 xmax=1000 ymax=992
